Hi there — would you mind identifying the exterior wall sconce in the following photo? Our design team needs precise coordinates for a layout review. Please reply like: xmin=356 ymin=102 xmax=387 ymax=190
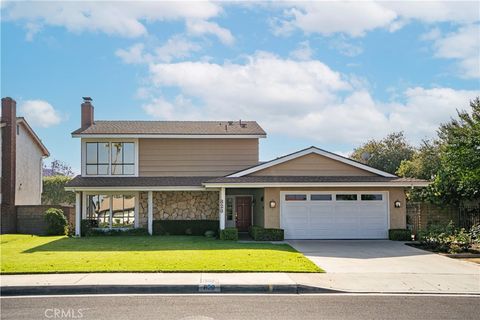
xmin=394 ymin=200 xmax=401 ymax=208
xmin=269 ymin=200 xmax=277 ymax=208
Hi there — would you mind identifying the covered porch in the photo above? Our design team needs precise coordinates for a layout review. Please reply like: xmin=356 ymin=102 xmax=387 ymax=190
xmin=66 ymin=175 xmax=267 ymax=236
xmin=71 ymin=188 xmax=265 ymax=236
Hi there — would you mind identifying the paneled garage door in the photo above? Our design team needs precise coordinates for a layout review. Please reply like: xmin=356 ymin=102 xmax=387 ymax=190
xmin=280 ymin=191 xmax=389 ymax=239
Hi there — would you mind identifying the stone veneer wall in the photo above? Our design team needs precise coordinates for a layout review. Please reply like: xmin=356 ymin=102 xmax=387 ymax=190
xmin=138 ymin=191 xmax=219 ymax=228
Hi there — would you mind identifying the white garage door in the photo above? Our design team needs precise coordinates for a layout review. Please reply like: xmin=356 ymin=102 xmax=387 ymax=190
xmin=280 ymin=191 xmax=389 ymax=239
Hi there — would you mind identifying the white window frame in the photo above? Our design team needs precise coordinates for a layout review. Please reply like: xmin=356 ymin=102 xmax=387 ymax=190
xmin=81 ymin=138 xmax=139 ymax=177
xmin=82 ymin=191 xmax=139 ymax=229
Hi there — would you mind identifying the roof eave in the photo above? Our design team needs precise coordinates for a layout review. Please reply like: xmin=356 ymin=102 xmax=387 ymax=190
xmin=65 ymin=186 xmax=211 ymax=192
xmin=16 ymin=118 xmax=50 ymax=156
xmin=203 ymin=181 xmax=430 ymax=188
xmin=71 ymin=133 xmax=266 ymax=139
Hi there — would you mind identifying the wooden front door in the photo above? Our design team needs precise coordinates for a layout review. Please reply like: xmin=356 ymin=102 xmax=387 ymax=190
xmin=235 ymin=196 xmax=252 ymax=232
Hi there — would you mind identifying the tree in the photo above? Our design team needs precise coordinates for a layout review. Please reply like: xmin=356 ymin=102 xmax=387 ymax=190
xmin=42 ymin=175 xmax=75 ymax=206
xmin=43 ymin=159 xmax=74 ymax=177
xmin=397 ymin=140 xmax=441 ymax=180
xmin=350 ymin=132 xmax=415 ymax=174
xmin=430 ymin=97 xmax=480 ymax=204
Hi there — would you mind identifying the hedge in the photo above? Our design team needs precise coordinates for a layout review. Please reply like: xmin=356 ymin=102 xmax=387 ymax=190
xmin=389 ymin=229 xmax=412 ymax=241
xmin=86 ymin=228 xmax=149 ymax=236
xmin=220 ymin=228 xmax=238 ymax=241
xmin=153 ymin=220 xmax=219 ymax=236
xmin=81 ymin=219 xmax=99 ymax=236
xmin=249 ymin=226 xmax=284 ymax=241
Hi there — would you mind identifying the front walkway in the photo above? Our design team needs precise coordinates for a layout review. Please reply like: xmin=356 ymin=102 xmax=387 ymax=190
xmin=287 ymin=240 xmax=480 ymax=293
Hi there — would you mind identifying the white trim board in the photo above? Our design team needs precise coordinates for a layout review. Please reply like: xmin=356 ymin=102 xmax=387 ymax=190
xmin=203 ymin=181 xmax=428 ymax=188
xmin=65 ymin=186 xmax=212 ymax=192
xmin=73 ymin=134 xmax=266 ymax=139
xmin=227 ymin=146 xmax=397 ymax=178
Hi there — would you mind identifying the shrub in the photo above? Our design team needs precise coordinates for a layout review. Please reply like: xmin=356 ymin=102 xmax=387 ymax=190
xmin=44 ymin=208 xmax=68 ymax=235
xmin=418 ymin=221 xmax=471 ymax=253
xmin=204 ymin=230 xmax=216 ymax=238
xmin=470 ymin=224 xmax=480 ymax=244
xmin=388 ymin=229 xmax=412 ymax=241
xmin=81 ymin=219 xmax=99 ymax=236
xmin=220 ymin=228 xmax=238 ymax=241
xmin=86 ymin=228 xmax=149 ymax=236
xmin=249 ymin=226 xmax=284 ymax=241
xmin=153 ymin=220 xmax=219 ymax=236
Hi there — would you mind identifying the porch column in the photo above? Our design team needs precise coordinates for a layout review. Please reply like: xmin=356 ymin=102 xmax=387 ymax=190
xmin=147 ymin=191 xmax=153 ymax=235
xmin=75 ymin=192 xmax=81 ymax=237
xmin=219 ymin=187 xmax=226 ymax=230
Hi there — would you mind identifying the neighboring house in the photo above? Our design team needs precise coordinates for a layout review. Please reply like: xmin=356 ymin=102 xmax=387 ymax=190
xmin=1 ymin=97 xmax=50 ymax=233
xmin=66 ymin=97 xmax=428 ymax=239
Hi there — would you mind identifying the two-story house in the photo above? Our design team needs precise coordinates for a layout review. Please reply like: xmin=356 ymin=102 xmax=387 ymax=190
xmin=66 ymin=97 xmax=427 ymax=239
xmin=1 ymin=97 xmax=50 ymax=233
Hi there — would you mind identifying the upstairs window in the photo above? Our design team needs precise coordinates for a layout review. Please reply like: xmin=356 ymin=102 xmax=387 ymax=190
xmin=86 ymin=142 xmax=110 ymax=175
xmin=111 ymin=142 xmax=135 ymax=175
xmin=85 ymin=141 xmax=136 ymax=176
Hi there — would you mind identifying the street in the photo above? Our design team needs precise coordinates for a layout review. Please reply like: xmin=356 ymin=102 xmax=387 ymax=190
xmin=1 ymin=294 xmax=478 ymax=320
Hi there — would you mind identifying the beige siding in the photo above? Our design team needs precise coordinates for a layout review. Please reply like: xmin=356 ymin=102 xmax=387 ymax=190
xmin=139 ymin=138 xmax=259 ymax=176
xmin=16 ymin=124 xmax=44 ymax=205
xmin=263 ymin=187 xmax=406 ymax=230
xmin=251 ymin=153 xmax=376 ymax=176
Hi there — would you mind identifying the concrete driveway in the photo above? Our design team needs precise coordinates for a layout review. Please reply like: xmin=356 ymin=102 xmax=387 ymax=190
xmin=287 ymin=240 xmax=480 ymax=294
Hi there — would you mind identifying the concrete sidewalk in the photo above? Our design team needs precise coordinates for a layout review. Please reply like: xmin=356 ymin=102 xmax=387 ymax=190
xmin=2 ymin=271 xmax=479 ymax=296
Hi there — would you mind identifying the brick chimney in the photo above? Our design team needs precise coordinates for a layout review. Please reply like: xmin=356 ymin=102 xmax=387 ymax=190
xmin=1 ymin=97 xmax=17 ymax=233
xmin=81 ymin=97 xmax=94 ymax=128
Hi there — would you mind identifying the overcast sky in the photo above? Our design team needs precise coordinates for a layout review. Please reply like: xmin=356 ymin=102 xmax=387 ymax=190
xmin=1 ymin=1 xmax=479 ymax=173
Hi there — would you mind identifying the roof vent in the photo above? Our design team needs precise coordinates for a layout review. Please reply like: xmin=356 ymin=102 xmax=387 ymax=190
xmin=82 ymin=97 xmax=93 ymax=103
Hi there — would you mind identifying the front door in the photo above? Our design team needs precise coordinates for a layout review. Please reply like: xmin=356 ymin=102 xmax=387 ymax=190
xmin=235 ymin=196 xmax=252 ymax=232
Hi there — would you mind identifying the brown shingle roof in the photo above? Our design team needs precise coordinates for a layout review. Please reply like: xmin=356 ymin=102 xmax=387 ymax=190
xmin=72 ymin=121 xmax=266 ymax=136
xmin=65 ymin=176 xmax=216 ymax=188
xmin=65 ymin=175 xmax=429 ymax=189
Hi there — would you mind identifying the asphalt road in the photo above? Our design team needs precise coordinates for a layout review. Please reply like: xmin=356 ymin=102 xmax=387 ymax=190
xmin=1 ymin=294 xmax=479 ymax=320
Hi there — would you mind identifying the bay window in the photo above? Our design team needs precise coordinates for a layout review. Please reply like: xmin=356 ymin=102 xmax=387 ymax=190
xmin=86 ymin=194 xmax=136 ymax=228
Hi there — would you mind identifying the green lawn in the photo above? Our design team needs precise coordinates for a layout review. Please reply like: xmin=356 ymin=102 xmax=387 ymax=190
xmin=0 ymin=234 xmax=322 ymax=274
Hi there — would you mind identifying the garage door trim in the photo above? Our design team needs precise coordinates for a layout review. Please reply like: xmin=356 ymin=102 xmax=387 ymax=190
xmin=279 ymin=190 xmax=390 ymax=239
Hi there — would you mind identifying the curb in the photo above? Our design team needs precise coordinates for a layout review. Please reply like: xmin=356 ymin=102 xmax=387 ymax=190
xmin=0 ymin=284 xmax=339 ymax=296
xmin=1 ymin=285 xmax=477 ymax=296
